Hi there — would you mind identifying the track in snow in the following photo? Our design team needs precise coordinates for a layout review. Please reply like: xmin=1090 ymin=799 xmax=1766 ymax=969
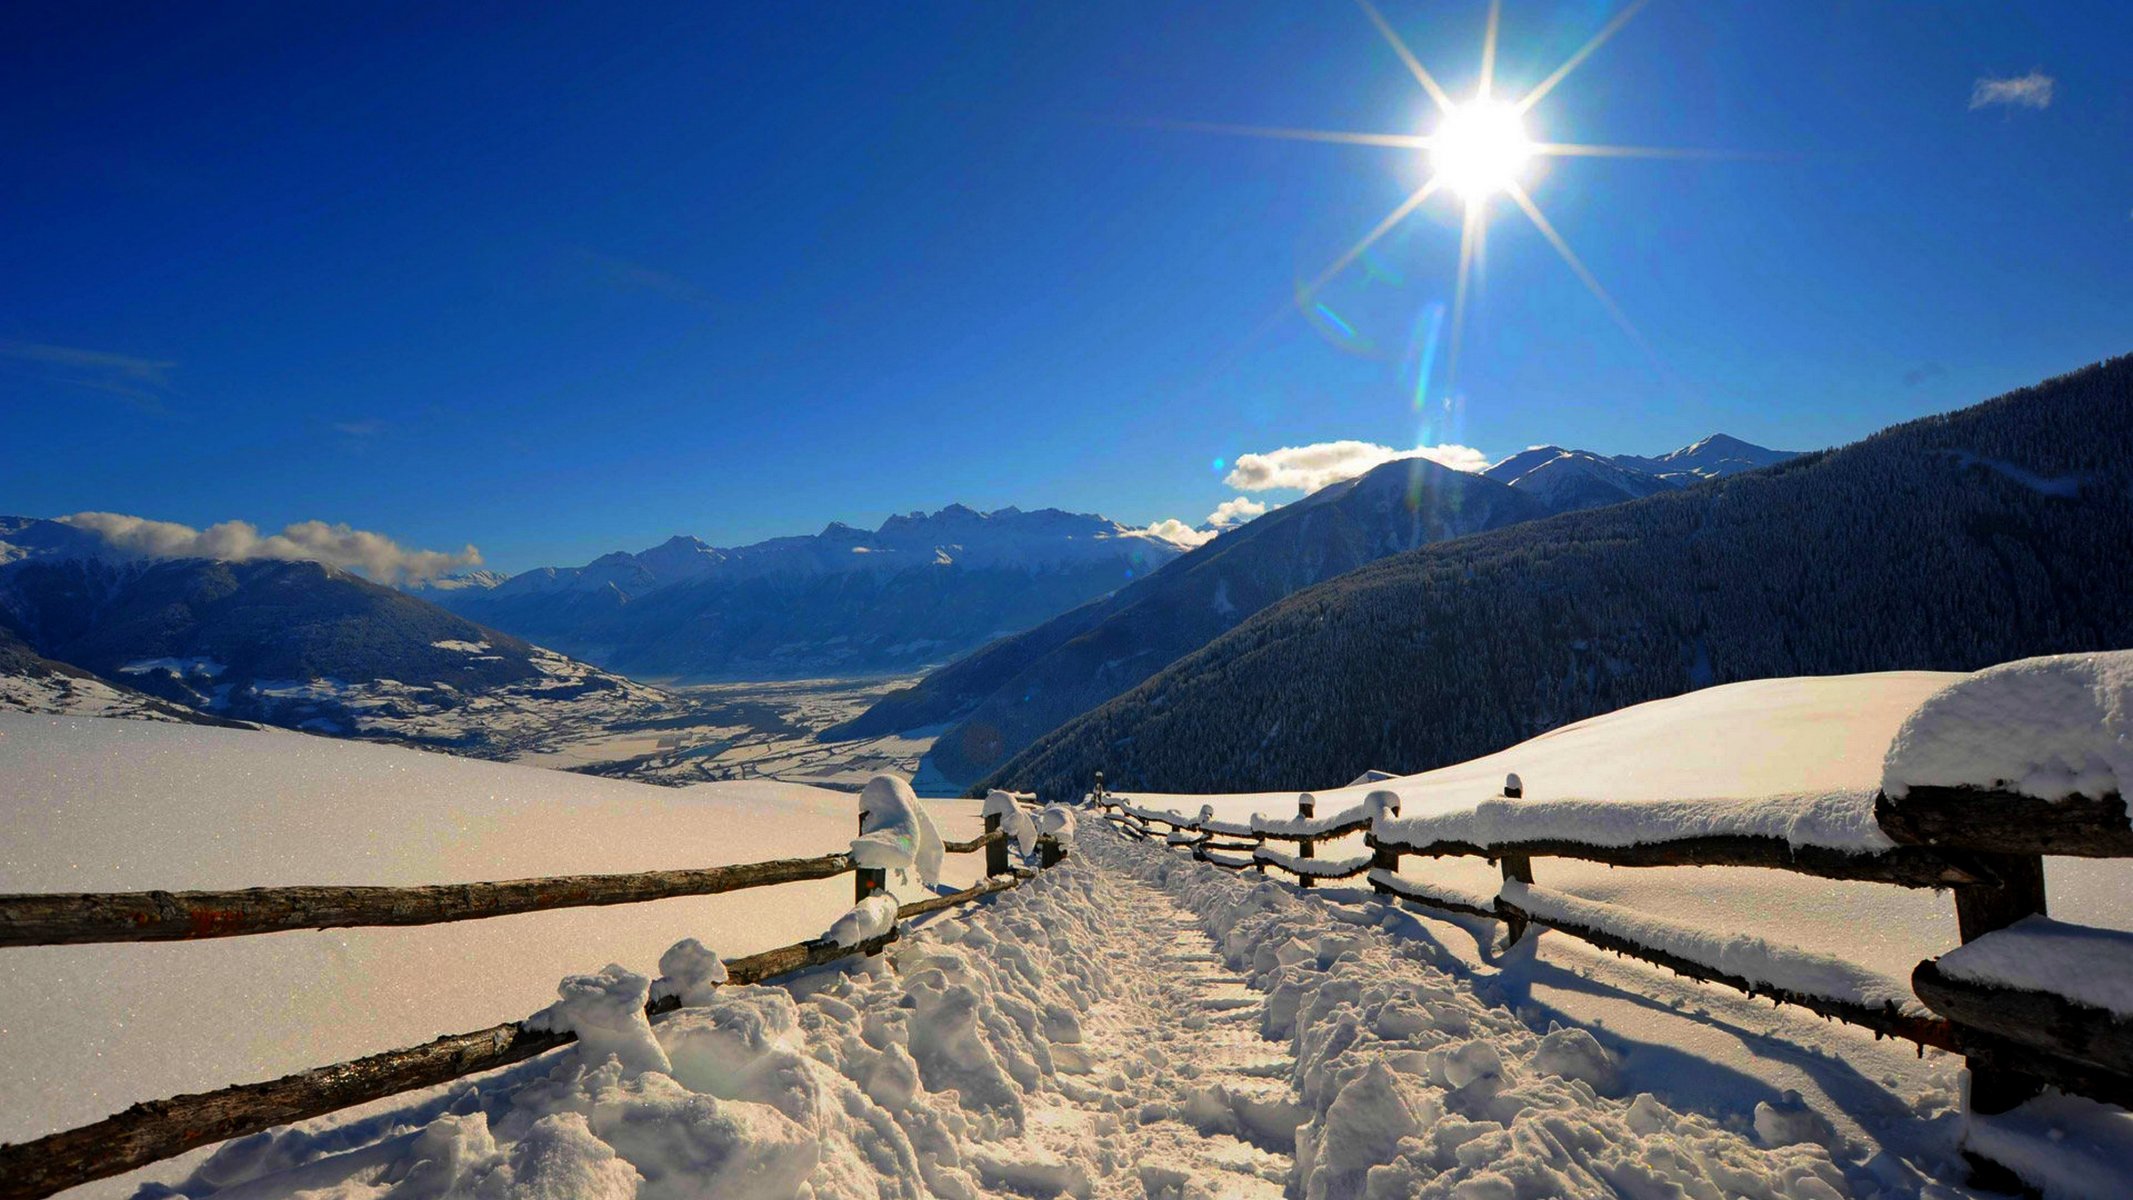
xmin=977 ymin=871 xmax=1300 ymax=1198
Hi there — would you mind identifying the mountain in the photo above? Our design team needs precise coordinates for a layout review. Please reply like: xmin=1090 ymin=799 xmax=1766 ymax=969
xmin=841 ymin=434 xmax=1793 ymax=793
xmin=427 ymin=505 xmax=1188 ymax=680
xmin=0 ymin=622 xmax=253 ymax=727
xmin=0 ymin=518 xmax=678 ymax=754
xmin=836 ymin=458 xmax=1554 ymax=791
xmin=1481 ymin=446 xmax=1679 ymax=511
xmin=982 ymin=354 xmax=2133 ymax=799
xmin=1613 ymin=432 xmax=1799 ymax=483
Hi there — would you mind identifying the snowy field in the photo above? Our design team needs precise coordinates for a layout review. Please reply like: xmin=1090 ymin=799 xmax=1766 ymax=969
xmin=0 ymin=715 xmax=985 ymax=1196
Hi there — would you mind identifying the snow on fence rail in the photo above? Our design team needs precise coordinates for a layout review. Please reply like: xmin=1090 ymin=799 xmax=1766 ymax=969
xmin=0 ymin=778 xmax=1063 ymax=1200
xmin=1088 ymin=651 xmax=2133 ymax=1144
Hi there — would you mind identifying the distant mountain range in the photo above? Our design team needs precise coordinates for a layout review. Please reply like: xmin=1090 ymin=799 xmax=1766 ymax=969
xmin=843 ymin=434 xmax=1798 ymax=792
xmin=983 ymin=356 xmax=2133 ymax=799
xmin=0 ymin=517 xmax=681 ymax=755
xmin=416 ymin=505 xmax=1189 ymax=680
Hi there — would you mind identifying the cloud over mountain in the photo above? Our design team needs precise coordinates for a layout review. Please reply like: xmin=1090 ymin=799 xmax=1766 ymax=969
xmin=1224 ymin=441 xmax=1488 ymax=493
xmin=59 ymin=512 xmax=482 ymax=584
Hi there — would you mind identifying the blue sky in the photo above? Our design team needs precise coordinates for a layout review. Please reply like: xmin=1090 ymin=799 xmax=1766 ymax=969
xmin=5 ymin=1 xmax=2130 ymax=574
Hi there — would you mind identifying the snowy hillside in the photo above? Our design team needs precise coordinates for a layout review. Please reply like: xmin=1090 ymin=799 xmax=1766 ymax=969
xmin=0 ymin=714 xmax=989 ymax=1195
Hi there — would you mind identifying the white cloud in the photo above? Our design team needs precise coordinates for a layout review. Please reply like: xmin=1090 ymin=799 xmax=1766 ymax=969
xmin=1206 ymin=496 xmax=1268 ymax=528
xmin=1138 ymin=518 xmax=1217 ymax=548
xmin=1223 ymin=440 xmax=1489 ymax=493
xmin=1971 ymin=71 xmax=2054 ymax=110
xmin=59 ymin=512 xmax=482 ymax=584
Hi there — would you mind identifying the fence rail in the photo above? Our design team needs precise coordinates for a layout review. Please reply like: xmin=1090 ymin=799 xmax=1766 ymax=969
xmin=0 ymin=797 xmax=1056 ymax=1200
xmin=1092 ymin=779 xmax=2133 ymax=1126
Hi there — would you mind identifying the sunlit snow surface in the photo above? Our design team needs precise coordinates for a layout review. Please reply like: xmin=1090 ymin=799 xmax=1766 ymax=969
xmin=0 ymin=714 xmax=984 ymax=1194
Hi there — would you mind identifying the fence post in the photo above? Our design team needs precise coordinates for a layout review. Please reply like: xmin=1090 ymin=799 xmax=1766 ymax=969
xmin=1038 ymin=835 xmax=1065 ymax=869
xmin=1296 ymin=793 xmax=1316 ymax=890
xmin=1369 ymin=792 xmax=1403 ymax=895
xmin=855 ymin=805 xmax=886 ymax=904
xmin=984 ymin=812 xmax=1009 ymax=877
xmin=1093 ymin=771 xmax=1106 ymax=808
xmin=1953 ymin=854 xmax=2049 ymax=1115
xmin=1499 ymin=774 xmax=1533 ymax=946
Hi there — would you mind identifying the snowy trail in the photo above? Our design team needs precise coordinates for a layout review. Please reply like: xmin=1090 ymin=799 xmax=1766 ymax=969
xmin=981 ymin=867 xmax=1299 ymax=1198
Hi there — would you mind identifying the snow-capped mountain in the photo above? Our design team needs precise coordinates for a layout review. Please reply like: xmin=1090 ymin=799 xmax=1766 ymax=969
xmin=0 ymin=517 xmax=681 ymax=754
xmin=428 ymin=505 xmax=1189 ymax=680
xmin=1483 ymin=434 xmax=1798 ymax=512
xmin=1613 ymin=432 xmax=1800 ymax=484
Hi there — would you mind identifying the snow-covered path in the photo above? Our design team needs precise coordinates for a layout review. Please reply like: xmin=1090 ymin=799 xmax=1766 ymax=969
xmin=982 ymin=866 xmax=1299 ymax=1198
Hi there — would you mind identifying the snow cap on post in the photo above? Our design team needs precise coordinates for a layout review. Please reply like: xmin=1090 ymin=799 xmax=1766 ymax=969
xmin=1883 ymin=651 xmax=2133 ymax=800
xmin=852 ymin=774 xmax=944 ymax=886
xmin=985 ymin=789 xmax=1039 ymax=855
xmin=1036 ymin=805 xmax=1076 ymax=837
xmin=1504 ymin=773 xmax=1524 ymax=799
xmin=1364 ymin=789 xmax=1401 ymax=820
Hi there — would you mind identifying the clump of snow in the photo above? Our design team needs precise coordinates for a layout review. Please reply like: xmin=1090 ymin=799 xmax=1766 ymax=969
xmin=1936 ymin=915 xmax=2133 ymax=1016
xmin=825 ymin=894 xmax=899 ymax=948
xmin=653 ymin=938 xmax=729 ymax=1008
xmin=528 ymin=963 xmax=672 ymax=1077
xmin=851 ymin=774 xmax=944 ymax=886
xmin=1884 ymin=651 xmax=2133 ymax=801
xmin=984 ymin=788 xmax=1038 ymax=856
xmin=1754 ymin=1090 xmax=1838 ymax=1149
xmin=1034 ymin=804 xmax=1076 ymax=838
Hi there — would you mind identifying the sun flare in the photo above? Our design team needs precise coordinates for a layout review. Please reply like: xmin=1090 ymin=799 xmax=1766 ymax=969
xmin=1430 ymin=99 xmax=1533 ymax=204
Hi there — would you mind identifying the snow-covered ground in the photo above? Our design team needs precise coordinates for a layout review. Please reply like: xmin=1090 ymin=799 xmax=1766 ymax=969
xmin=8 ymin=664 xmax=2132 ymax=1197
xmin=0 ymin=714 xmax=986 ymax=1196
xmin=1108 ymin=667 xmax=2133 ymax=1197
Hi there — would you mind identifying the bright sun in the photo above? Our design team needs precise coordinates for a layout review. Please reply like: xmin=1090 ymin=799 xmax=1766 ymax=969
xmin=1430 ymin=99 xmax=1532 ymax=204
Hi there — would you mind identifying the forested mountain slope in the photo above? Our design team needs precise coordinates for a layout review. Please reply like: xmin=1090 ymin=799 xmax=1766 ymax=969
xmin=842 ymin=459 xmax=1552 ymax=788
xmin=986 ymin=354 xmax=2133 ymax=798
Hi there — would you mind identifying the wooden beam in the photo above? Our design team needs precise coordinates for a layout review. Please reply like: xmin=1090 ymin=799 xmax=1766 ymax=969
xmin=1370 ymin=832 xmax=1983 ymax=889
xmin=0 ymin=853 xmax=856 ymax=949
xmin=1876 ymin=788 xmax=2133 ymax=857
xmin=1914 ymin=959 xmax=2133 ymax=1079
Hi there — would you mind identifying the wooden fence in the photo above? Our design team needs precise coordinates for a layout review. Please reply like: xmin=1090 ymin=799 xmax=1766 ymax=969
xmin=0 ymin=798 xmax=1063 ymax=1200
xmin=1093 ymin=778 xmax=2133 ymax=1141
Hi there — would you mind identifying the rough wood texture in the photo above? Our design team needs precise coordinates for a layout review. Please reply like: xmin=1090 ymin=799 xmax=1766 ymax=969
xmin=979 ymin=816 xmax=1010 ymax=877
xmin=1370 ymin=832 xmax=1984 ymax=888
xmin=0 ymin=928 xmax=897 ymax=1200
xmin=1876 ymin=788 xmax=2133 ymax=857
xmin=1945 ymin=852 xmax=2051 ymax=1114
xmin=942 ymin=828 xmax=1006 ymax=856
xmin=0 ymin=854 xmax=857 ymax=948
xmin=899 ymin=872 xmax=1027 ymax=919
xmin=1496 ymin=897 xmax=1959 ymax=1051
xmin=1914 ymin=959 xmax=2133 ymax=1079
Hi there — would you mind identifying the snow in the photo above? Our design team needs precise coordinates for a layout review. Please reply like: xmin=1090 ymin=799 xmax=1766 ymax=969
xmin=1502 ymin=881 xmax=1928 ymax=1015
xmin=651 ymin=939 xmax=728 ymax=1008
xmin=1935 ymin=914 xmax=2133 ymax=1015
xmin=850 ymin=773 xmax=945 ymax=887
xmin=1884 ymin=650 xmax=2133 ymax=802
xmin=824 ymin=894 xmax=899 ymax=948
xmin=526 ymin=963 xmax=673 ymax=1077
xmin=1034 ymin=804 xmax=1076 ymax=838
xmin=1374 ymin=787 xmax=1896 ymax=854
xmin=1967 ymin=1090 xmax=2133 ymax=1200
xmin=0 ymin=714 xmax=987 ymax=1197
xmin=1253 ymin=847 xmax=1373 ymax=879
xmin=984 ymin=788 xmax=1039 ymax=856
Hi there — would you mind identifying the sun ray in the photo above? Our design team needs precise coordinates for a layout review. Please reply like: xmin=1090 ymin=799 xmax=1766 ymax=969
xmin=1445 ymin=201 xmax=1482 ymax=395
xmin=1478 ymin=0 xmax=1502 ymax=99
xmin=1119 ymin=118 xmax=1430 ymax=151
xmin=1504 ymin=181 xmax=1653 ymax=358
xmin=1515 ymin=0 xmax=1648 ymax=115
xmin=1531 ymin=141 xmax=1779 ymax=160
xmin=1356 ymin=0 xmax=1455 ymax=113
xmin=1300 ymin=177 xmax=1444 ymax=299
